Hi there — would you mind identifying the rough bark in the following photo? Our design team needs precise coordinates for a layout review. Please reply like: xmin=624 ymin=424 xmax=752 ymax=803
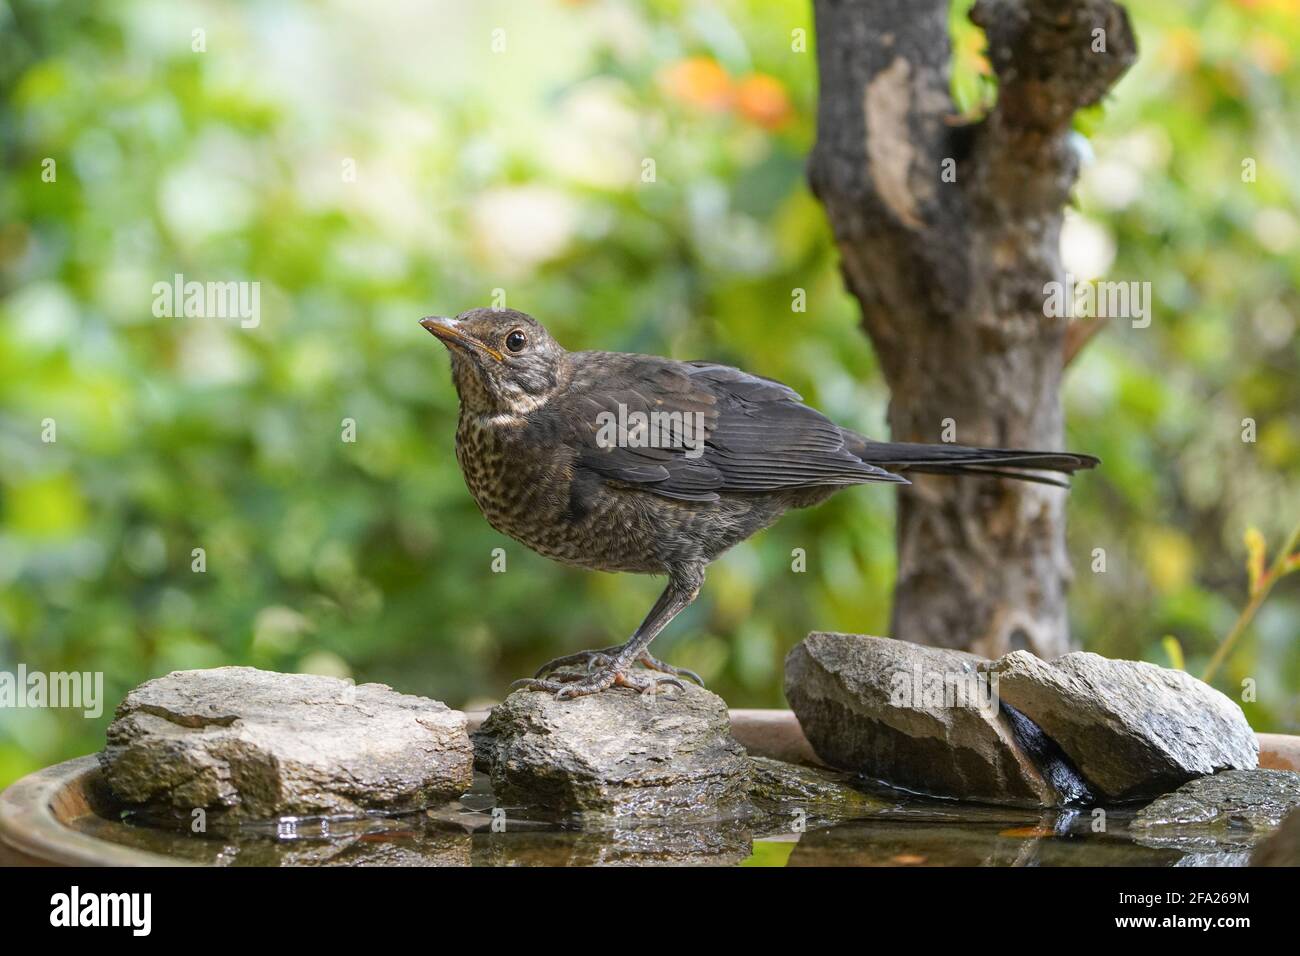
xmin=808 ymin=0 xmax=1135 ymax=657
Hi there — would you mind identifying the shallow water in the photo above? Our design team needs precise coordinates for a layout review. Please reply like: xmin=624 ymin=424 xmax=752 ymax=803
xmin=69 ymin=772 xmax=1258 ymax=866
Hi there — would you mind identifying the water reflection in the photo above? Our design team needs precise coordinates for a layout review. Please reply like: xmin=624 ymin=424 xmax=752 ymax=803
xmin=70 ymin=771 xmax=1268 ymax=867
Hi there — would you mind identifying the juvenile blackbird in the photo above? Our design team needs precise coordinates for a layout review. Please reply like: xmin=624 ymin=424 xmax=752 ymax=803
xmin=421 ymin=308 xmax=1098 ymax=699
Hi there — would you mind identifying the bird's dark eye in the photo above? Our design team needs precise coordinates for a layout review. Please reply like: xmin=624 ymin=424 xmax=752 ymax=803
xmin=505 ymin=330 xmax=527 ymax=353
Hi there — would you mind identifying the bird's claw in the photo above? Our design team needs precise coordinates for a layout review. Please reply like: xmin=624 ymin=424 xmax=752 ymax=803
xmin=617 ymin=671 xmax=686 ymax=697
xmin=636 ymin=652 xmax=705 ymax=687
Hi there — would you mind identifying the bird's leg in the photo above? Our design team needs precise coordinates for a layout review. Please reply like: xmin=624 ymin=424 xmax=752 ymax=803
xmin=514 ymin=567 xmax=704 ymax=699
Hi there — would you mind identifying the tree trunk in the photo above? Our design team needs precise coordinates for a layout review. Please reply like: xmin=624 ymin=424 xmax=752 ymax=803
xmin=808 ymin=0 xmax=1135 ymax=657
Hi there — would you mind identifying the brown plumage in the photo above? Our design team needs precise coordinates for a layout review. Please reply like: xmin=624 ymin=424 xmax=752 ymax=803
xmin=422 ymin=308 xmax=1098 ymax=699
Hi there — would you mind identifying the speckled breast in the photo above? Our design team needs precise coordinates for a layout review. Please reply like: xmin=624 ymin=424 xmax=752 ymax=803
xmin=454 ymin=413 xmax=595 ymax=567
xmin=453 ymin=412 xmax=765 ymax=575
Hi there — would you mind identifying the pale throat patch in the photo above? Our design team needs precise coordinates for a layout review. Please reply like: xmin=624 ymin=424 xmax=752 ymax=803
xmin=480 ymin=388 xmax=554 ymax=426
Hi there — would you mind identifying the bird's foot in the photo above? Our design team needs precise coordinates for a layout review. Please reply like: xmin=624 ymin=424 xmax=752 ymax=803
xmin=532 ymin=647 xmax=704 ymax=686
xmin=511 ymin=665 xmax=685 ymax=700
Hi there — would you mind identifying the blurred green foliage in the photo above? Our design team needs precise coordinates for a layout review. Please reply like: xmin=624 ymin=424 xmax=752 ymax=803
xmin=1 ymin=0 xmax=1297 ymax=788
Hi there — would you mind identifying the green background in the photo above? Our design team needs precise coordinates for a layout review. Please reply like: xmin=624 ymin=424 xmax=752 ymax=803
xmin=1 ymin=0 xmax=1298 ymax=788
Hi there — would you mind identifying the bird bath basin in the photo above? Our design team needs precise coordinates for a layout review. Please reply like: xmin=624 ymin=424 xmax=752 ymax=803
xmin=4 ymin=713 xmax=1296 ymax=867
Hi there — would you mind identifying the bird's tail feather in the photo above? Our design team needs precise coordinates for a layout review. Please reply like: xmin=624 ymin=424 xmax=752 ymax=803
xmin=849 ymin=438 xmax=1099 ymax=489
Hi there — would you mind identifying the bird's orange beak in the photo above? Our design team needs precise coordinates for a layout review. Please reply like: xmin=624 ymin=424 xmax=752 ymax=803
xmin=420 ymin=316 xmax=504 ymax=362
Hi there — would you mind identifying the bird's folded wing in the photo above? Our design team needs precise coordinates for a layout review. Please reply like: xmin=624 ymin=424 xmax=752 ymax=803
xmin=560 ymin=354 xmax=905 ymax=503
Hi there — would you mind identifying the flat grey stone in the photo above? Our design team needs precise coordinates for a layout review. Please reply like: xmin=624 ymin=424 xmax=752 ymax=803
xmin=100 ymin=667 xmax=473 ymax=825
xmin=472 ymin=678 xmax=750 ymax=825
xmin=988 ymin=651 xmax=1259 ymax=800
xmin=1133 ymin=769 xmax=1300 ymax=835
xmin=783 ymin=633 xmax=1073 ymax=807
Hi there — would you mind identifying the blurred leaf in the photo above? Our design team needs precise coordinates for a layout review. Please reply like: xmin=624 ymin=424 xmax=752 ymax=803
xmin=1161 ymin=634 xmax=1186 ymax=671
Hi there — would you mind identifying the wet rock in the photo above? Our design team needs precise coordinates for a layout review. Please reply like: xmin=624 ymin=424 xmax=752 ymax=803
xmin=988 ymin=652 xmax=1259 ymax=800
xmin=1252 ymin=807 xmax=1300 ymax=867
xmin=472 ymin=678 xmax=750 ymax=825
xmin=1172 ymin=850 xmax=1252 ymax=866
xmin=1132 ymin=769 xmax=1300 ymax=837
xmin=747 ymin=756 xmax=892 ymax=824
xmin=100 ymin=667 xmax=473 ymax=825
xmin=783 ymin=633 xmax=1074 ymax=807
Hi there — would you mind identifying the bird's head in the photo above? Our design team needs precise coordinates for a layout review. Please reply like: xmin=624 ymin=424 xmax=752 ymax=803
xmin=420 ymin=308 xmax=567 ymax=417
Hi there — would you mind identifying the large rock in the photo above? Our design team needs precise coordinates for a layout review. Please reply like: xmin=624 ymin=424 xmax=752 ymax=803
xmin=100 ymin=667 xmax=473 ymax=826
xmin=1252 ymin=806 xmax=1300 ymax=866
xmin=1132 ymin=769 xmax=1300 ymax=837
xmin=472 ymin=679 xmax=750 ymax=824
xmin=784 ymin=634 xmax=1258 ymax=807
xmin=988 ymin=651 xmax=1258 ymax=800
xmin=783 ymin=633 xmax=1088 ymax=807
